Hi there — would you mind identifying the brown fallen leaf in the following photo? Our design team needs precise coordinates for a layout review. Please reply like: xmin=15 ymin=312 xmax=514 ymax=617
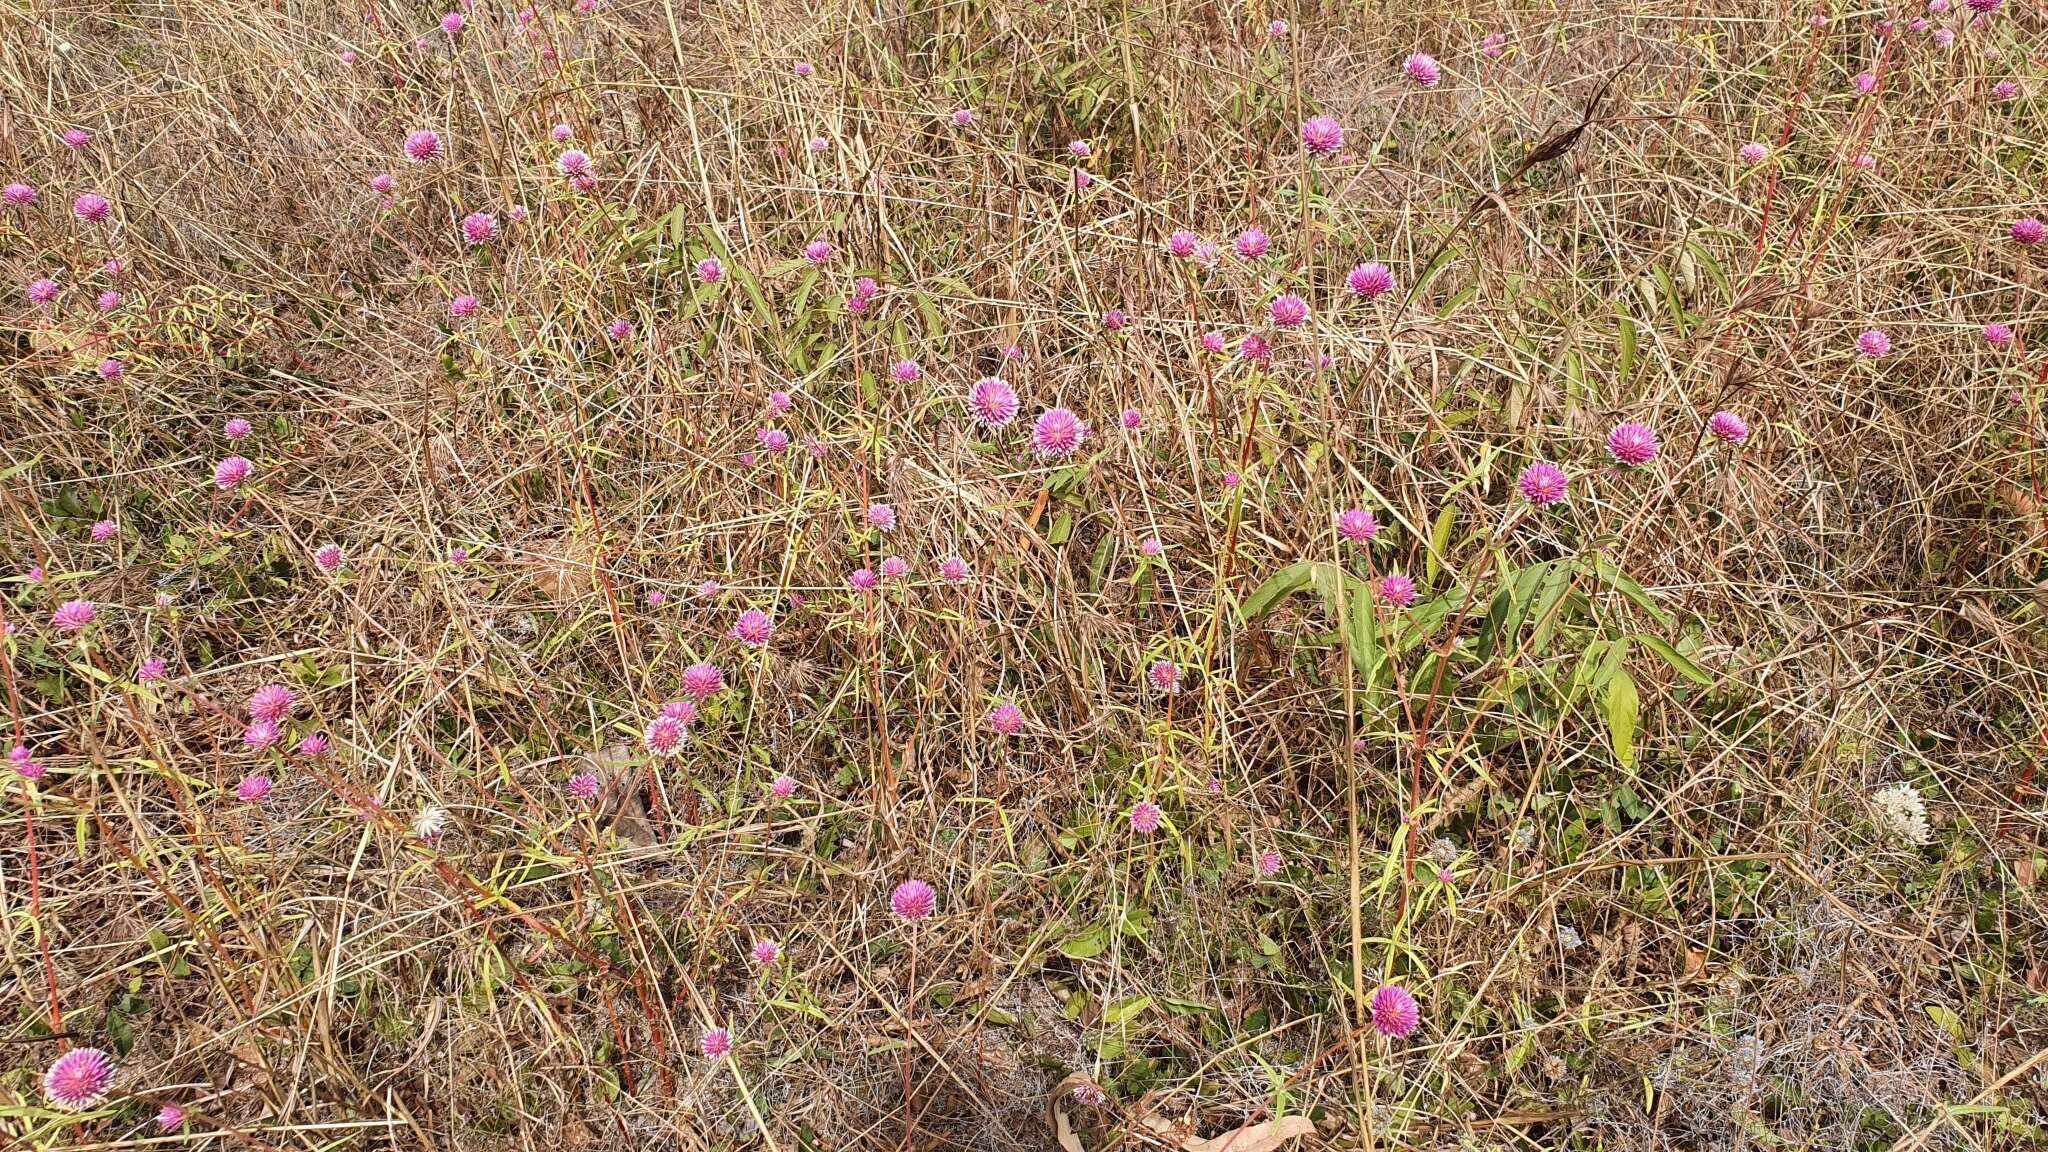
xmin=1046 ymin=1073 xmax=1095 ymax=1152
xmin=1682 ymin=948 xmax=1707 ymax=981
xmin=1185 ymin=1116 xmax=1316 ymax=1152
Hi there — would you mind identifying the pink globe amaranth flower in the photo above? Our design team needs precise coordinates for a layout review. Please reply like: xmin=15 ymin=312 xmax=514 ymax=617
xmin=1909 ymin=17 xmax=1930 ymax=31
xmin=1738 ymin=141 xmax=1768 ymax=164
xmin=1929 ymin=0 xmax=1950 ymax=10
xmin=1234 ymin=226 xmax=1270 ymax=259
xmin=866 ymin=503 xmax=897 ymax=532
xmin=1103 ymin=308 xmax=1127 ymax=331
xmin=2012 ymin=218 xmax=2046 ymax=246
xmin=571 ymin=172 xmax=598 ymax=193
xmin=556 ymin=148 xmax=592 ymax=176
xmin=1966 ymin=0 xmax=2001 ymax=12
xmin=1200 ymin=331 xmax=1226 ymax=354
xmin=1222 ymin=471 xmax=1242 ymax=489
xmin=1606 ymin=421 xmax=1660 ymax=466
xmin=805 ymin=436 xmax=828 ymax=459
xmin=1240 ymin=333 xmax=1272 ymax=362
xmin=752 ymin=939 xmax=782 ymax=965
xmin=1404 ymin=53 xmax=1442 ymax=88
xmin=297 ymin=733 xmax=329 ymax=757
xmin=73 ymin=193 xmax=110 ymax=222
xmin=852 ymin=276 xmax=880 ymax=301
xmin=731 ymin=608 xmax=774 ymax=646
xmin=26 ymin=565 xmax=44 ymax=583
xmin=96 ymin=290 xmax=122 ymax=312
xmin=1032 ymin=407 xmax=1089 ymax=459
xmin=249 ymin=683 xmax=296 ymax=723
xmin=1481 ymin=32 xmax=1506 ymax=58
xmin=757 ymin=427 xmax=790 ymax=452
xmin=1707 ymin=410 xmax=1751 ymax=444
xmin=1851 ymin=153 xmax=1876 ymax=170
xmin=551 ymin=123 xmax=574 ymax=142
xmin=16 ymin=749 xmax=46 ymax=779
xmin=793 ymin=60 xmax=814 ymax=76
xmin=802 ymin=239 xmax=834 ymax=265
xmin=644 ymin=714 xmax=687 ymax=757
xmin=1857 ymin=328 xmax=1892 ymax=358
xmin=1068 ymin=139 xmax=1091 ymax=158
xmin=369 ymin=172 xmax=395 ymax=195
xmin=1984 ymin=323 xmax=2015 ymax=348
xmin=968 ymin=377 xmax=1020 ymax=428
xmin=952 ymin=108 xmax=973 ymax=126
xmin=988 ymin=702 xmax=1025 ymax=734
xmin=90 ymin=518 xmax=116 ymax=542
xmin=1139 ymin=537 xmax=1163 ymax=557
xmin=1852 ymin=72 xmax=1877 ymax=95
xmin=157 ymin=1104 xmax=185 ymax=1132
xmin=1194 ymin=241 xmax=1222 ymax=267
xmin=1347 ymin=262 xmax=1395 ymax=298
xmin=3 ymin=182 xmax=36 ymax=206
xmin=1518 ymin=461 xmax=1568 ymax=506
xmin=52 ymin=599 xmax=97 ymax=632
xmin=1256 ymin=849 xmax=1283 ymax=876
xmin=890 ymin=359 xmax=921 ymax=383
xmin=27 ymin=277 xmax=59 ymax=305
xmin=700 ymin=1027 xmax=732 ymax=1058
xmin=449 ymin=546 xmax=470 ymax=564
xmin=660 ymin=698 xmax=698 ymax=725
xmin=769 ymin=773 xmax=797 ymax=799
xmin=43 ymin=1048 xmax=115 ymax=1109
xmin=1379 ymin=574 xmax=1418 ymax=607
xmin=848 ymin=567 xmax=878 ymax=591
xmin=1338 ymin=508 xmax=1379 ymax=543
xmin=242 ymin=721 xmax=281 ymax=751
xmin=1120 ymin=408 xmax=1142 ymax=431
xmin=807 ymin=136 xmax=830 ymax=153
xmin=1993 ymin=80 xmax=2018 ymax=101
xmin=1148 ymin=658 xmax=1181 ymax=693
xmin=645 ymin=589 xmax=666 ymax=607
xmin=683 ymin=661 xmax=725 ymax=699
xmin=1268 ymin=18 xmax=1288 ymax=36
xmin=1270 ymin=294 xmax=1309 ymax=328
xmin=567 ymin=771 xmax=600 ymax=801
xmin=237 ymin=773 xmax=273 ymax=802
xmin=690 ymin=257 xmax=725 ymax=287
xmin=1370 ymin=983 xmax=1420 ymax=1038
xmin=1301 ymin=114 xmax=1344 ymax=157
xmin=891 ymin=879 xmax=937 ymax=920
xmin=1130 ymin=801 xmax=1163 ymax=833
xmin=607 ymin=318 xmax=633 ymax=341
xmin=138 ymin=657 xmax=167 ymax=682
xmin=450 ymin=293 xmax=480 ymax=319
xmin=404 ymin=130 xmax=442 ymax=162
xmin=98 ymin=357 xmax=124 ymax=380
xmin=1166 ymin=229 xmax=1199 ymax=258
xmin=461 ymin=212 xmax=497 ymax=245
xmin=441 ymin=12 xmax=464 ymax=33
xmin=939 ymin=555 xmax=970 ymax=583
xmin=880 ymin=556 xmax=910 ymax=580
xmin=313 ymin=543 xmax=345 ymax=573
xmin=767 ymin=390 xmax=793 ymax=413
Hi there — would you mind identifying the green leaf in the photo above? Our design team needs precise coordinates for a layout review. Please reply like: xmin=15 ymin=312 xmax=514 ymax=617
xmin=1616 ymin=306 xmax=1637 ymax=387
xmin=1593 ymin=553 xmax=1674 ymax=627
xmin=1240 ymin=561 xmax=1313 ymax=621
xmin=1636 ymin=633 xmax=1712 ymax=687
xmin=1045 ymin=513 xmax=1073 ymax=546
xmin=1059 ymin=926 xmax=1111 ymax=960
xmin=1427 ymin=505 xmax=1456 ymax=585
xmin=1603 ymin=670 xmax=1639 ymax=769
xmin=1104 ymin=995 xmax=1153 ymax=1025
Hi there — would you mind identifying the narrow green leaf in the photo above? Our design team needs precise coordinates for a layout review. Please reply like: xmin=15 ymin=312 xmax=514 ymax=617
xmin=1603 ymin=670 xmax=1639 ymax=769
xmin=1427 ymin=505 xmax=1456 ymax=585
xmin=1240 ymin=561 xmax=1313 ymax=621
xmin=1636 ymin=633 xmax=1713 ymax=686
xmin=1059 ymin=927 xmax=1110 ymax=959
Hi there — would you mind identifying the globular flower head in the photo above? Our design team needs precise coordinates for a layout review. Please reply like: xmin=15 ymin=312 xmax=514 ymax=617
xmin=249 ymin=683 xmax=296 ymax=724
xmin=450 ymin=293 xmax=480 ymax=318
xmin=1103 ymin=308 xmax=1127 ymax=331
xmin=1606 ymin=421 xmax=1659 ymax=466
xmin=697 ymin=256 xmax=724 ymax=283
xmin=661 ymin=698 xmax=698 ymax=724
xmin=793 ymin=61 xmax=814 ymax=76
xmin=807 ymin=136 xmax=830 ymax=153
xmin=297 ymin=733 xmax=329 ymax=757
xmin=1481 ymin=32 xmax=1507 ymax=58
xmin=243 ymin=721 xmax=280 ymax=751
xmin=891 ymin=879 xmax=937 ymax=920
xmin=866 ymin=503 xmax=897 ymax=532
xmin=770 ymin=773 xmax=797 ymax=799
xmin=731 ymin=608 xmax=774 ymax=646
xmin=1301 ymin=114 xmax=1344 ymax=157
xmin=1270 ymin=294 xmax=1309 ymax=328
xmin=753 ymin=939 xmax=782 ymax=965
xmin=1379 ymin=574 xmax=1418 ymax=607
xmin=1338 ymin=508 xmax=1378 ymax=543
xmin=1707 ymin=410 xmax=1751 ymax=444
xmin=551 ymin=123 xmax=574 ymax=142
xmin=1167 ymin=229 xmax=1199 ymax=258
xmin=1031 ymin=407 xmax=1089 ymax=458
xmin=1148 ymin=658 xmax=1181 ymax=693
xmin=3 ymin=182 xmax=36 ymax=206
xmin=27 ymin=277 xmax=59 ymax=305
xmin=699 ymin=1027 xmax=732 ymax=1058
xmin=1130 ymin=801 xmax=1163 ymax=833
xmin=803 ymin=239 xmax=834 ymax=264
xmin=1404 ymin=52 xmax=1441 ymax=88
xmin=1851 ymin=153 xmax=1876 ymax=171
xmin=370 ymin=173 xmax=395 ymax=195
xmin=969 ymin=376 xmax=1020 ymax=428
xmin=237 ymin=773 xmax=273 ymax=801
xmin=644 ymin=715 xmax=687 ymax=757
xmin=607 ymin=318 xmax=632 ymax=341
xmin=2012 ymin=218 xmax=2046 ymax=246
xmin=683 ymin=661 xmax=725 ymax=699
xmin=91 ymin=519 xmax=116 ymax=541
xmin=1993 ymin=80 xmax=2018 ymax=101
xmin=1121 ymin=408 xmax=1142 ymax=431
xmin=1966 ymin=0 xmax=2001 ymax=12
xmin=1518 ymin=461 xmax=1568 ymax=506
xmin=556 ymin=149 xmax=590 ymax=176
xmin=1234 ymin=226 xmax=1270 ymax=259
xmin=52 ymin=599 xmax=97 ymax=632
xmin=757 ymin=427 xmax=790 ymax=452
xmin=214 ymin=455 xmax=252 ymax=489
xmin=1200 ymin=331 xmax=1226 ymax=353
xmin=1852 ymin=72 xmax=1877 ymax=95
xmin=940 ymin=555 xmax=971 ymax=583
xmin=43 ymin=1048 xmax=115 ymax=1110
xmin=313 ymin=543 xmax=345 ymax=574
xmin=73 ymin=193 xmax=111 ymax=222
xmin=1858 ymin=328 xmax=1892 ymax=358
xmin=156 ymin=1104 xmax=184 ymax=1132
xmin=1347 ymin=262 xmax=1395 ymax=298
xmin=1738 ymin=141 xmax=1768 ymax=164
xmin=1256 ymin=849 xmax=1283 ymax=876
xmin=952 ymin=108 xmax=973 ymax=126
xmin=1268 ymin=18 xmax=1288 ymax=35
xmin=880 ymin=556 xmax=910 ymax=580
xmin=1068 ymin=139 xmax=1091 ymax=158
xmin=847 ymin=567 xmax=878 ymax=592
xmin=1140 ymin=537 xmax=1163 ymax=557
xmin=96 ymin=290 xmax=122 ymax=312
xmin=1239 ymin=333 xmax=1272 ymax=361
xmin=890 ymin=359 xmax=921 ymax=383
xmin=1984 ymin=323 xmax=2015 ymax=348
xmin=1370 ymin=983 xmax=1420 ymax=1038
xmin=567 ymin=771 xmax=600 ymax=801
xmin=441 ymin=12 xmax=464 ymax=33
xmin=988 ymin=701 xmax=1024 ymax=735
xmin=768 ymin=390 xmax=792 ymax=413
xmin=404 ymin=130 xmax=442 ymax=162
xmin=461 ymin=212 xmax=497 ymax=245
xmin=138 ymin=657 xmax=168 ymax=682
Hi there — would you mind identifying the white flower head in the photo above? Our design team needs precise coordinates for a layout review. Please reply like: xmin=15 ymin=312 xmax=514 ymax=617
xmin=1870 ymin=783 xmax=1931 ymax=846
xmin=413 ymin=805 xmax=451 ymax=844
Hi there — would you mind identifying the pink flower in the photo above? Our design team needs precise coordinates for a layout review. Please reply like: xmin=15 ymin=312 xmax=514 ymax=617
xmin=1031 ymin=407 xmax=1089 ymax=459
xmin=571 ymin=172 xmax=597 ymax=193
xmin=683 ymin=662 xmax=725 ymax=699
xmin=646 ymin=590 xmax=666 ymax=606
xmin=404 ymin=130 xmax=442 ymax=162
xmin=370 ymin=173 xmax=395 ymax=195
xmin=765 ymin=390 xmax=792 ymax=414
xmin=1347 ymin=262 xmax=1395 ymax=298
xmin=1480 ymin=32 xmax=1506 ymax=58
xmin=461 ymin=212 xmax=497 ymax=245
xmin=1268 ymin=19 xmax=1287 ymax=36
xmin=1379 ymin=574 xmax=1418 ymax=607
xmin=551 ymin=123 xmax=574 ymax=142
xmin=26 ymin=277 xmax=59 ymax=306
xmin=1234 ymin=226 xmax=1269 ymax=259
xmin=940 ymin=555 xmax=970 ymax=583
xmin=1738 ymin=141 xmax=1768 ymax=164
xmin=73 ymin=193 xmax=110 ymax=222
xmin=52 ymin=599 xmax=96 ymax=632
xmin=644 ymin=714 xmax=686 ymax=757
xmin=96 ymin=290 xmax=122 ymax=312
xmin=1993 ymin=80 xmax=2018 ymax=101
xmin=1148 ymin=659 xmax=1181 ymax=693
xmin=1707 ymin=411 xmax=1751 ymax=443
xmin=1851 ymin=153 xmax=1876 ymax=170
xmin=1200 ymin=331 xmax=1226 ymax=354
xmin=1166 ymin=229 xmax=1198 ymax=257
xmin=556 ymin=149 xmax=591 ymax=176
xmin=1130 ymin=801 xmax=1163 ymax=833
xmin=1301 ymin=115 xmax=1344 ymax=156
xmin=1518 ymin=462 xmax=1567 ymax=506
xmin=1256 ymin=850 xmax=1283 ymax=876
xmin=848 ymin=567 xmax=878 ymax=591
xmin=1222 ymin=471 xmax=1241 ymax=489
xmin=1072 ymin=169 xmax=1093 ymax=191
xmin=1909 ymin=17 xmax=1930 ymax=31
xmin=1852 ymin=72 xmax=1877 ymax=95
xmin=1370 ymin=983 xmax=1420 ymax=1038
xmin=891 ymin=879 xmax=937 ymax=920
xmin=1270 ymin=294 xmax=1309 ymax=328
xmin=1121 ymin=408 xmax=1142 ymax=431
xmin=441 ymin=12 xmax=464 ymax=33
xmin=731 ymin=608 xmax=774 ymax=646
xmin=699 ymin=1027 xmax=732 ymax=1058
xmin=608 ymin=318 xmax=632 ymax=341
xmin=450 ymin=293 xmax=480 ymax=318
xmin=1404 ymin=53 xmax=1441 ymax=88
xmin=803 ymin=239 xmax=834 ymax=264
xmin=1606 ymin=421 xmax=1659 ymax=466
xmin=95 ymin=359 xmax=122 ymax=386
xmin=3 ymin=182 xmax=36 ymax=206
xmin=449 ymin=547 xmax=470 ymax=563
xmin=1139 ymin=537 xmax=1163 ymax=557
xmin=697 ymin=256 xmax=724 ymax=282
xmin=1984 ymin=323 xmax=2015 ymax=348
xmin=1966 ymin=0 xmax=2001 ymax=12
xmin=891 ymin=360 xmax=921 ymax=383
xmin=757 ymin=427 xmax=790 ymax=452
xmin=880 ymin=556 xmax=910 ymax=580
xmin=313 ymin=543 xmax=345 ymax=573
xmin=567 ymin=772 xmax=599 ymax=801
xmin=138 ymin=658 xmax=167 ymax=682
xmin=157 ymin=1104 xmax=184 ymax=1132
xmin=237 ymin=773 xmax=273 ymax=802
xmin=952 ymin=108 xmax=974 ymax=126
xmin=1338 ymin=508 xmax=1379 ymax=543
xmin=91 ymin=519 xmax=116 ymax=541
xmin=793 ymin=61 xmax=814 ymax=76
xmin=866 ymin=503 xmax=897 ymax=532
xmin=770 ymin=774 xmax=797 ymax=799
xmin=42 ymin=1048 xmax=115 ymax=1109
xmin=661 ymin=698 xmax=698 ymax=724
xmin=297 ymin=733 xmax=329 ymax=757
xmin=807 ymin=136 xmax=830 ymax=153
xmin=242 ymin=721 xmax=280 ymax=751
xmin=1857 ymin=329 xmax=1892 ymax=358
xmin=962 ymin=376 xmax=1020 ymax=429
xmin=988 ymin=701 xmax=1025 ymax=734
xmin=752 ymin=939 xmax=782 ymax=965
xmin=2012 ymin=218 xmax=2046 ymax=246
xmin=249 ymin=683 xmax=296 ymax=723
xmin=1103 ymin=308 xmax=1127 ymax=331
xmin=1068 ymin=140 xmax=1091 ymax=158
